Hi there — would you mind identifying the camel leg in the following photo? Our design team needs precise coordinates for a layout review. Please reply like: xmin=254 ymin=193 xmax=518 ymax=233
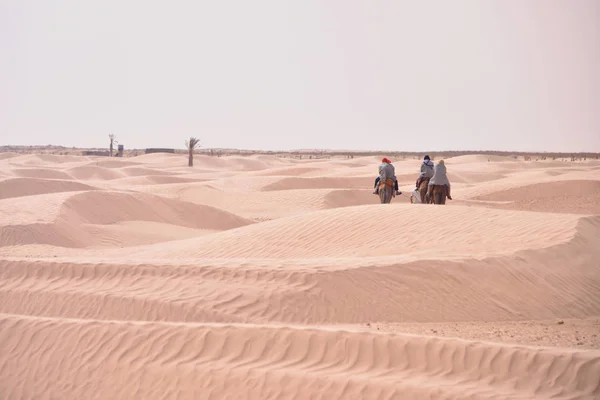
xmin=435 ymin=187 xmax=446 ymax=205
xmin=379 ymin=185 xmax=390 ymax=204
xmin=426 ymin=185 xmax=433 ymax=204
xmin=419 ymin=182 xmax=429 ymax=204
xmin=433 ymin=187 xmax=444 ymax=205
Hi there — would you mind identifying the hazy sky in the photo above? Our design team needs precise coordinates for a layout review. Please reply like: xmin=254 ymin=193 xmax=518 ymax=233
xmin=1 ymin=0 xmax=599 ymax=152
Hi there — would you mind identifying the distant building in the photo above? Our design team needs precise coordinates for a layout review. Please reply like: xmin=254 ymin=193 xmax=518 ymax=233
xmin=82 ymin=150 xmax=110 ymax=156
xmin=145 ymin=148 xmax=175 ymax=154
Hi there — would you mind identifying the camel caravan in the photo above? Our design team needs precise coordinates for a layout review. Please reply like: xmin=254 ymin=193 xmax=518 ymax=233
xmin=372 ymin=156 xmax=453 ymax=205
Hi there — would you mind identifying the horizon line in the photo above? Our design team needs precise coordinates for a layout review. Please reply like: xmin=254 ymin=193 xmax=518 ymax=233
xmin=1 ymin=144 xmax=599 ymax=156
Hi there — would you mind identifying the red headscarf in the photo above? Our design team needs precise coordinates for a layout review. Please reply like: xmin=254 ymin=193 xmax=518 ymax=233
xmin=381 ymin=157 xmax=391 ymax=164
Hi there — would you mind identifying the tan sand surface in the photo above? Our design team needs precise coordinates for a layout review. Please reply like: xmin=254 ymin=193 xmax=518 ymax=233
xmin=0 ymin=152 xmax=599 ymax=399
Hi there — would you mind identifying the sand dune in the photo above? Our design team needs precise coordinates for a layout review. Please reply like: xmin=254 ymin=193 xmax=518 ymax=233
xmin=126 ymin=205 xmax=581 ymax=260
xmin=170 ymin=184 xmax=349 ymax=219
xmin=171 ymin=155 xmax=274 ymax=171
xmin=92 ymin=159 xmax=143 ymax=168
xmin=0 ymin=152 xmax=20 ymax=160
xmin=79 ymin=221 xmax=216 ymax=247
xmin=113 ymin=174 xmax=209 ymax=185
xmin=323 ymin=189 xmax=400 ymax=208
xmin=60 ymin=190 xmax=253 ymax=229
xmin=446 ymin=171 xmax=507 ymax=184
xmin=6 ymin=154 xmax=86 ymax=165
xmin=473 ymin=180 xmax=600 ymax=214
xmin=1 ymin=190 xmax=252 ymax=248
xmin=11 ymin=168 xmax=74 ymax=180
xmin=446 ymin=154 xmax=515 ymax=163
xmin=0 ymin=152 xmax=599 ymax=399
xmin=66 ymin=165 xmax=126 ymax=180
xmin=120 ymin=166 xmax=176 ymax=176
xmin=1 ymin=314 xmax=598 ymax=400
xmin=0 ymin=177 xmax=95 ymax=200
xmin=252 ymin=166 xmax=324 ymax=176
xmin=476 ymin=180 xmax=600 ymax=202
xmin=262 ymin=176 xmax=375 ymax=191
xmin=1 ymin=216 xmax=598 ymax=325
xmin=0 ymin=192 xmax=79 ymax=225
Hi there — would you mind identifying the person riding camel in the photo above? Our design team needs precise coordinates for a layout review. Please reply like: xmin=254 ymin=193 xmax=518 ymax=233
xmin=427 ymin=159 xmax=452 ymax=200
xmin=373 ymin=157 xmax=400 ymax=196
xmin=415 ymin=155 xmax=434 ymax=190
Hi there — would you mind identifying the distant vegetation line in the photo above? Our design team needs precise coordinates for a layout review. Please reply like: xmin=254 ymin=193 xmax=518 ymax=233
xmin=1 ymin=145 xmax=598 ymax=160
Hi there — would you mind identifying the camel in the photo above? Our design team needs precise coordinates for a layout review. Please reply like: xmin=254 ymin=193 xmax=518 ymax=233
xmin=378 ymin=178 xmax=396 ymax=204
xmin=427 ymin=184 xmax=448 ymax=205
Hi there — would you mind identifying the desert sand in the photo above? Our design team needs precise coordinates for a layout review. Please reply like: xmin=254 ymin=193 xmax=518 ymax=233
xmin=0 ymin=151 xmax=599 ymax=399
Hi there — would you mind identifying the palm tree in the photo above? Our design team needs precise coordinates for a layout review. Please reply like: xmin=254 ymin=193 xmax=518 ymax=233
xmin=185 ymin=137 xmax=201 ymax=166
xmin=108 ymin=134 xmax=116 ymax=157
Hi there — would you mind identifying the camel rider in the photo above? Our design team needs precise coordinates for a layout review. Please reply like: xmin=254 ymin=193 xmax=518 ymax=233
xmin=415 ymin=155 xmax=434 ymax=190
xmin=373 ymin=157 xmax=400 ymax=195
xmin=427 ymin=159 xmax=452 ymax=200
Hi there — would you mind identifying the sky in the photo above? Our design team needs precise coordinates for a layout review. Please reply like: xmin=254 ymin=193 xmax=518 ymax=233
xmin=1 ymin=0 xmax=599 ymax=152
